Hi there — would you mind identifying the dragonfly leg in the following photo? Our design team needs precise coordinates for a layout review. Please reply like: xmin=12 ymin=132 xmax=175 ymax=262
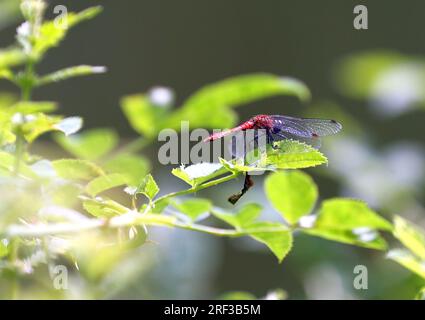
xmin=228 ymin=173 xmax=254 ymax=205
xmin=266 ymin=131 xmax=278 ymax=149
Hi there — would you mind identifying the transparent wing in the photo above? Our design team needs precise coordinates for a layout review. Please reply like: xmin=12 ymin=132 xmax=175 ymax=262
xmin=229 ymin=129 xmax=268 ymax=158
xmin=270 ymin=131 xmax=322 ymax=149
xmin=271 ymin=115 xmax=342 ymax=138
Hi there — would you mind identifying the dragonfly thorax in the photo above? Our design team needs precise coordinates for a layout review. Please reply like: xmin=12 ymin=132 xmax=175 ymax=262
xmin=250 ymin=114 xmax=273 ymax=129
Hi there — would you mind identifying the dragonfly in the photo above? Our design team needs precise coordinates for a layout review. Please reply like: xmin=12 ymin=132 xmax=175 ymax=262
xmin=204 ymin=114 xmax=342 ymax=204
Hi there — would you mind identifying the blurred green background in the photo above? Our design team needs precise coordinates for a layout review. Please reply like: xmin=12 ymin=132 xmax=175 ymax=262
xmin=1 ymin=0 xmax=425 ymax=299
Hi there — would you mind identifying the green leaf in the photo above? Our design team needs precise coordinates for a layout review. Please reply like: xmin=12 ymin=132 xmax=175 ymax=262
xmin=20 ymin=113 xmax=62 ymax=142
xmin=212 ymin=203 xmax=262 ymax=229
xmin=104 ymin=153 xmax=150 ymax=186
xmin=171 ymin=162 xmax=229 ymax=187
xmin=11 ymin=101 xmax=57 ymax=114
xmin=171 ymin=198 xmax=212 ymax=221
xmin=86 ymin=173 xmax=129 ymax=197
xmin=244 ymin=222 xmax=293 ymax=262
xmin=52 ymin=159 xmax=104 ymax=181
xmin=0 ymin=47 xmax=26 ymax=69
xmin=334 ymin=51 xmax=405 ymax=98
xmin=387 ymin=249 xmax=425 ymax=279
xmin=415 ymin=287 xmax=425 ymax=300
xmin=32 ymin=6 xmax=103 ymax=59
xmin=134 ymin=174 xmax=159 ymax=200
xmin=82 ymin=197 xmax=128 ymax=218
xmin=0 ymin=69 xmax=13 ymax=81
xmin=54 ymin=128 xmax=118 ymax=160
xmin=121 ymin=94 xmax=169 ymax=138
xmin=302 ymin=228 xmax=388 ymax=250
xmin=393 ymin=215 xmax=425 ymax=260
xmin=315 ymin=198 xmax=393 ymax=231
xmin=164 ymin=73 xmax=310 ymax=130
xmin=265 ymin=140 xmax=328 ymax=169
xmin=219 ymin=291 xmax=256 ymax=300
xmin=0 ymin=240 xmax=8 ymax=258
xmin=37 ymin=65 xmax=107 ymax=86
xmin=0 ymin=151 xmax=36 ymax=178
xmin=183 ymin=73 xmax=309 ymax=109
xmin=265 ymin=171 xmax=318 ymax=225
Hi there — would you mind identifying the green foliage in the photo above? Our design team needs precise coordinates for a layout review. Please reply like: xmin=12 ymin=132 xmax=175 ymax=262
xmin=133 ymin=174 xmax=160 ymax=201
xmin=1 ymin=0 xmax=422 ymax=300
xmin=212 ymin=205 xmax=292 ymax=262
xmin=387 ymin=216 xmax=425 ymax=281
xmin=86 ymin=173 xmax=128 ymax=197
xmin=54 ymin=128 xmax=118 ymax=160
xmin=301 ymin=198 xmax=391 ymax=250
xmin=104 ymin=153 xmax=150 ymax=186
xmin=392 ymin=215 xmax=425 ymax=260
xmin=52 ymin=159 xmax=104 ymax=180
xmin=314 ymin=199 xmax=392 ymax=231
xmin=121 ymin=73 xmax=311 ymax=138
xmin=172 ymin=162 xmax=228 ymax=187
xmin=265 ymin=171 xmax=318 ymax=225
xmin=334 ymin=51 xmax=404 ymax=98
xmin=265 ymin=140 xmax=328 ymax=169
xmin=121 ymin=94 xmax=168 ymax=138
xmin=171 ymin=198 xmax=212 ymax=221
xmin=31 ymin=6 xmax=103 ymax=60
xmin=37 ymin=65 xmax=106 ymax=86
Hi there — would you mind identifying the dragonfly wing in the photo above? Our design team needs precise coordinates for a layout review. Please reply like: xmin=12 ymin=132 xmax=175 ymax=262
xmin=228 ymin=129 xmax=268 ymax=158
xmin=270 ymin=131 xmax=322 ymax=149
xmin=271 ymin=115 xmax=342 ymax=138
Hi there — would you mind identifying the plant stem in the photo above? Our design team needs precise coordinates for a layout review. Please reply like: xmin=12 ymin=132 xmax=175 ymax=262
xmin=14 ymin=61 xmax=34 ymax=175
xmin=154 ymin=172 xmax=240 ymax=204
xmin=3 ymin=210 xmax=288 ymax=239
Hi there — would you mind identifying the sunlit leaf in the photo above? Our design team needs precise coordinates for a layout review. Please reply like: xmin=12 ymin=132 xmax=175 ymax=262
xmin=0 ymin=69 xmax=13 ymax=81
xmin=11 ymin=101 xmax=57 ymax=114
xmin=132 ymin=174 xmax=160 ymax=201
xmin=52 ymin=159 xmax=104 ymax=181
xmin=334 ymin=51 xmax=405 ymax=98
xmin=416 ymin=287 xmax=425 ymax=300
xmin=120 ymin=94 xmax=168 ymax=138
xmin=244 ymin=221 xmax=293 ymax=262
xmin=212 ymin=203 xmax=262 ymax=229
xmin=33 ymin=6 xmax=103 ymax=59
xmin=265 ymin=140 xmax=328 ymax=169
xmin=219 ymin=291 xmax=256 ymax=300
xmin=82 ymin=197 xmax=128 ymax=218
xmin=86 ymin=173 xmax=129 ymax=197
xmin=0 ymin=240 xmax=8 ymax=258
xmin=314 ymin=198 xmax=393 ymax=231
xmin=38 ymin=65 xmax=107 ymax=86
xmin=171 ymin=162 xmax=229 ymax=187
xmin=0 ymin=47 xmax=26 ymax=69
xmin=302 ymin=227 xmax=388 ymax=250
xmin=0 ymin=151 xmax=36 ymax=178
xmin=104 ymin=153 xmax=150 ymax=186
xmin=54 ymin=128 xmax=118 ymax=160
xmin=393 ymin=215 xmax=425 ymax=260
xmin=265 ymin=170 xmax=318 ymax=225
xmin=171 ymin=198 xmax=211 ymax=221
xmin=387 ymin=249 xmax=425 ymax=279
xmin=20 ymin=113 xmax=72 ymax=142
xmin=164 ymin=73 xmax=310 ymax=130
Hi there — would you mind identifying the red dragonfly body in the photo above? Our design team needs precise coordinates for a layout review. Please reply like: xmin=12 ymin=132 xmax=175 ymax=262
xmin=204 ymin=114 xmax=342 ymax=146
xmin=204 ymin=114 xmax=342 ymax=204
